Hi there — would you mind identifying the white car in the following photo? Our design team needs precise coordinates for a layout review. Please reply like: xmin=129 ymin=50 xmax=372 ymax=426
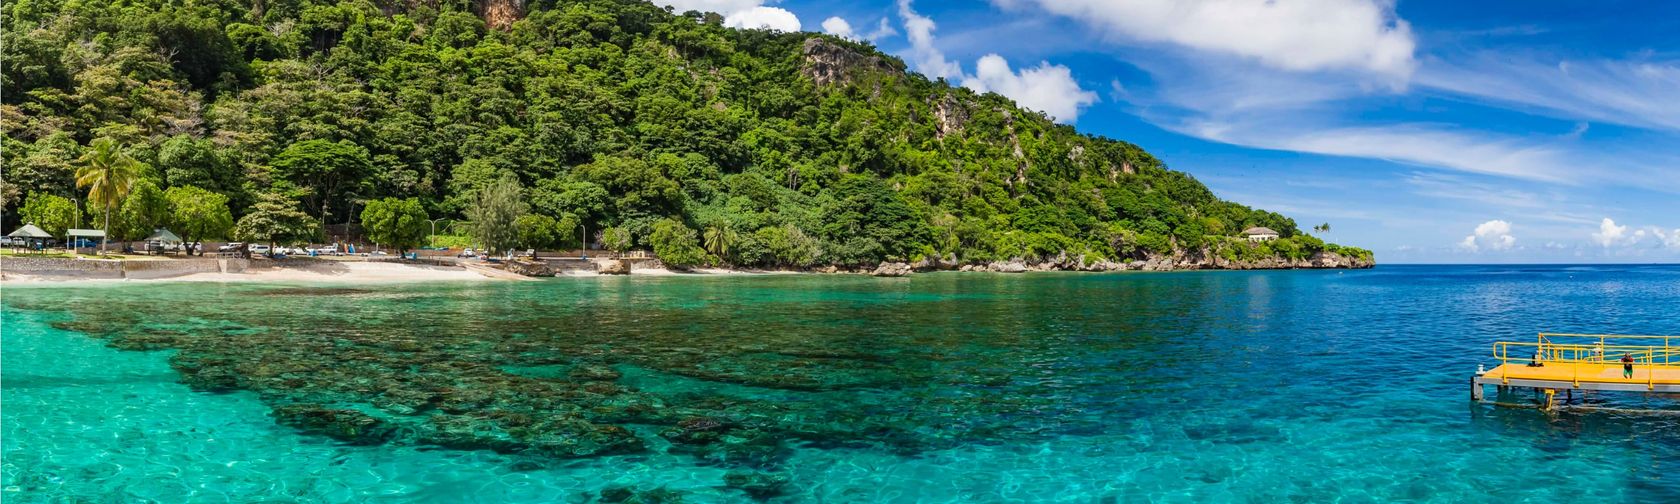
xmin=249 ymin=244 xmax=271 ymax=255
xmin=218 ymin=242 xmax=245 ymax=252
xmin=307 ymin=246 xmax=339 ymax=255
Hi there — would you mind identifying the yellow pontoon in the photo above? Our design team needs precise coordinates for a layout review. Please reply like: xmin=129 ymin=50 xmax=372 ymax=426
xmin=1471 ymin=333 xmax=1680 ymax=409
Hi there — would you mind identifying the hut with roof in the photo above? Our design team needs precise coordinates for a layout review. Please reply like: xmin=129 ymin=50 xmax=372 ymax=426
xmin=1242 ymin=227 xmax=1280 ymax=242
xmin=6 ymin=223 xmax=53 ymax=252
xmin=144 ymin=228 xmax=184 ymax=255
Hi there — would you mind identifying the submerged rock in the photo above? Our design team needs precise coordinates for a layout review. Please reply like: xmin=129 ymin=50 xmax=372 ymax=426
xmin=723 ymin=470 xmax=791 ymax=500
xmin=597 ymin=485 xmax=687 ymax=504
xmin=272 ymin=404 xmax=394 ymax=444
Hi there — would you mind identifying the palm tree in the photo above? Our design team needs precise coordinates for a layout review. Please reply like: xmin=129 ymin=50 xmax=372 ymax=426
xmin=703 ymin=225 xmax=737 ymax=264
xmin=76 ymin=138 xmax=145 ymax=252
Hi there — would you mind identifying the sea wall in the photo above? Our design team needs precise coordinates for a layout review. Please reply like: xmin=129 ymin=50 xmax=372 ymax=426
xmin=0 ymin=257 xmax=248 ymax=279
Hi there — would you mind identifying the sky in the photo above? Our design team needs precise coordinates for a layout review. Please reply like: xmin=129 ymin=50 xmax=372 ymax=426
xmin=653 ymin=0 xmax=1680 ymax=264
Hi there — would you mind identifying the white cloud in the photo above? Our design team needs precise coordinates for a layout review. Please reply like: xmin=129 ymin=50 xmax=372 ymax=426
xmin=1460 ymin=220 xmax=1516 ymax=252
xmin=1591 ymin=217 xmax=1629 ymax=247
xmin=724 ymin=6 xmax=800 ymax=31
xmin=1418 ymin=55 xmax=1680 ymax=132
xmin=1000 ymin=0 xmax=1416 ymax=80
xmin=652 ymin=0 xmax=763 ymax=15
xmin=896 ymin=1 xmax=1096 ymax=123
xmin=821 ymin=17 xmax=854 ymax=39
xmin=1654 ymin=227 xmax=1680 ymax=249
xmin=964 ymin=55 xmax=1098 ymax=123
xmin=898 ymin=0 xmax=964 ymax=81
xmin=653 ymin=1 xmax=801 ymax=32
xmin=1179 ymin=121 xmax=1578 ymax=183
xmin=821 ymin=16 xmax=898 ymax=42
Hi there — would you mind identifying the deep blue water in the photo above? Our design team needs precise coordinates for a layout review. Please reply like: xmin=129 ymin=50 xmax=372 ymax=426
xmin=3 ymin=264 xmax=1679 ymax=502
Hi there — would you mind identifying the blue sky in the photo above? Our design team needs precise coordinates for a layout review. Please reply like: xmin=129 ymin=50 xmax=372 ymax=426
xmin=659 ymin=0 xmax=1680 ymax=263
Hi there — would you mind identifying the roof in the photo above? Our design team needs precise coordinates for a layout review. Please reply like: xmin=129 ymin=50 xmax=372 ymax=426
xmin=145 ymin=228 xmax=183 ymax=243
xmin=1242 ymin=227 xmax=1280 ymax=236
xmin=6 ymin=224 xmax=51 ymax=238
xmin=67 ymin=228 xmax=106 ymax=238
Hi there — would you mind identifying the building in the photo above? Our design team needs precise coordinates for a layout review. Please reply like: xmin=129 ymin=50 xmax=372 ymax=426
xmin=1242 ymin=227 xmax=1280 ymax=242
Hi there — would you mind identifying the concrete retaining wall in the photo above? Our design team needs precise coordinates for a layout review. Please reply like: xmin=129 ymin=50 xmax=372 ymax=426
xmin=0 ymin=257 xmax=248 ymax=279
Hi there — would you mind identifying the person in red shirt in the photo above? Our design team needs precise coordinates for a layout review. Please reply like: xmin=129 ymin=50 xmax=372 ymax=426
xmin=1622 ymin=353 xmax=1635 ymax=379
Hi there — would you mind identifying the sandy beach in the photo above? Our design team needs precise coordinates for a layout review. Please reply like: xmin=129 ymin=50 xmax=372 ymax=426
xmin=1 ymin=260 xmax=498 ymax=285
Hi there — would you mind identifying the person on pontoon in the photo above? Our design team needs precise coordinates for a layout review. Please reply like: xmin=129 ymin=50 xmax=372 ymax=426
xmin=1622 ymin=353 xmax=1635 ymax=379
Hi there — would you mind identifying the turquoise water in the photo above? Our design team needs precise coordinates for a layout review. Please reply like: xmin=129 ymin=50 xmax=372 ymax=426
xmin=4 ymin=265 xmax=1679 ymax=502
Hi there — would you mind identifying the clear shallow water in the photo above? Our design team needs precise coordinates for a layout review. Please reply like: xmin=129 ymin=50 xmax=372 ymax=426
xmin=4 ymin=265 xmax=1679 ymax=502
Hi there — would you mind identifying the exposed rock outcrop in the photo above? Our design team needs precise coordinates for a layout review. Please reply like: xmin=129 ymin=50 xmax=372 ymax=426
xmin=871 ymin=262 xmax=913 ymax=277
xmin=596 ymin=259 xmax=631 ymax=275
xmin=800 ymin=38 xmax=900 ymax=87
xmin=504 ymin=259 xmax=552 ymax=277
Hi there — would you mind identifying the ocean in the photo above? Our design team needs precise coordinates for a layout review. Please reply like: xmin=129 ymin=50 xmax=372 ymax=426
xmin=4 ymin=265 xmax=1678 ymax=502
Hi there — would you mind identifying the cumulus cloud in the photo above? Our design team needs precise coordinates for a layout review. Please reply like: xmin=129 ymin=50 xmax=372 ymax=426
xmin=653 ymin=1 xmax=800 ymax=32
xmin=821 ymin=16 xmax=854 ymax=39
xmin=897 ymin=1 xmax=1097 ymax=123
xmin=964 ymin=55 xmax=1099 ymax=123
xmin=898 ymin=0 xmax=964 ymax=81
xmin=823 ymin=16 xmax=897 ymax=42
xmin=724 ymin=6 xmax=800 ymax=31
xmin=1000 ymin=0 xmax=1416 ymax=80
xmin=1460 ymin=220 xmax=1516 ymax=252
xmin=1591 ymin=217 xmax=1629 ymax=247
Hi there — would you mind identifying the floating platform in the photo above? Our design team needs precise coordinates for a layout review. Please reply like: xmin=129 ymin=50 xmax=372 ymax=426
xmin=1471 ymin=333 xmax=1680 ymax=408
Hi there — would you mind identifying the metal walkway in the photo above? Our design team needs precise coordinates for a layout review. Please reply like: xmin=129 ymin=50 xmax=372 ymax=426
xmin=1471 ymin=333 xmax=1680 ymax=407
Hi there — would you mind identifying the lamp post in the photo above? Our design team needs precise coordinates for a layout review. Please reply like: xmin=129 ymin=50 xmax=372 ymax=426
xmin=580 ymin=222 xmax=588 ymax=260
xmin=430 ymin=218 xmax=447 ymax=248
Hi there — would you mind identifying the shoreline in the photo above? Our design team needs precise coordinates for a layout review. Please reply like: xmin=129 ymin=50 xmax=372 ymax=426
xmin=1 ymin=252 xmax=1374 ymax=285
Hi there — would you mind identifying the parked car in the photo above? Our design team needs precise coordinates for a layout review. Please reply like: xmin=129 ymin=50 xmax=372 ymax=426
xmin=306 ymin=245 xmax=339 ymax=255
xmin=249 ymin=244 xmax=271 ymax=255
xmin=218 ymin=242 xmax=245 ymax=252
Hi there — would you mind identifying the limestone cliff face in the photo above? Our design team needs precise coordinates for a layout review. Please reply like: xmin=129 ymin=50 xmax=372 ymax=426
xmin=800 ymin=38 xmax=902 ymax=87
xmin=475 ymin=0 xmax=526 ymax=30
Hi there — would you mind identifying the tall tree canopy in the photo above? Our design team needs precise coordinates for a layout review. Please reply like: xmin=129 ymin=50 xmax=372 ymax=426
xmin=0 ymin=0 xmax=1368 ymax=264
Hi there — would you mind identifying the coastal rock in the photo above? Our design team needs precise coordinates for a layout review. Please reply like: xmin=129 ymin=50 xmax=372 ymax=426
xmin=597 ymin=259 xmax=631 ymax=275
xmin=505 ymin=259 xmax=553 ymax=277
xmin=989 ymin=259 xmax=1027 ymax=273
xmin=272 ymin=404 xmax=394 ymax=445
xmin=871 ymin=262 xmax=913 ymax=277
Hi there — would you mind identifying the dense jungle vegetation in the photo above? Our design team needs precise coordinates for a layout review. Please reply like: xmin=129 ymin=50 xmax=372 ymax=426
xmin=1 ymin=0 xmax=1371 ymax=266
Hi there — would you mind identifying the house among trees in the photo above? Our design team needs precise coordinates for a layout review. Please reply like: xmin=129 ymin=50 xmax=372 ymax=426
xmin=1243 ymin=227 xmax=1281 ymax=242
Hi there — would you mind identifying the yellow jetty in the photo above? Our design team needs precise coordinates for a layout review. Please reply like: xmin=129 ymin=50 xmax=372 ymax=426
xmin=1471 ymin=333 xmax=1680 ymax=409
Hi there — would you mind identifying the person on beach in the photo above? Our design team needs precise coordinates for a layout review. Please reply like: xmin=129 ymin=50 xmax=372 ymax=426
xmin=1622 ymin=353 xmax=1635 ymax=378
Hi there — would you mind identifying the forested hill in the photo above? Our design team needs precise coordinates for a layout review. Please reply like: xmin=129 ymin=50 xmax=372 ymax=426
xmin=1 ymin=0 xmax=1371 ymax=268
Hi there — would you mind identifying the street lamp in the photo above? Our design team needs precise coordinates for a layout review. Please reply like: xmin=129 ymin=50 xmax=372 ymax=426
xmin=429 ymin=218 xmax=447 ymax=248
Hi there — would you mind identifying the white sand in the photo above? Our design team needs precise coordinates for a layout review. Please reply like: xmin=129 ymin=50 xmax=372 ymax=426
xmin=2 ymin=261 xmax=498 ymax=285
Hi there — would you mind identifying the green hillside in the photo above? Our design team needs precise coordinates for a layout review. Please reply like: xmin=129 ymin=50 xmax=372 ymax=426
xmin=1 ymin=0 xmax=1370 ymax=267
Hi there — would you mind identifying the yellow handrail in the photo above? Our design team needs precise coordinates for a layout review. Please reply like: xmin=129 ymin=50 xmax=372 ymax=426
xmin=1493 ymin=338 xmax=1680 ymax=368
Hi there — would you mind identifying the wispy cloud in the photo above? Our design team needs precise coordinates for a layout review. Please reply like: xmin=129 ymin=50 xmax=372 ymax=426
xmin=1417 ymin=55 xmax=1680 ymax=132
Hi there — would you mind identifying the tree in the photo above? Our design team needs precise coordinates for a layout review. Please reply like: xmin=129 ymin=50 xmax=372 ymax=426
xmin=116 ymin=180 xmax=171 ymax=241
xmin=165 ymin=186 xmax=233 ymax=255
xmin=19 ymin=192 xmax=81 ymax=238
xmin=464 ymin=175 xmax=527 ymax=255
xmin=271 ymin=140 xmax=372 ymax=223
xmin=649 ymin=218 xmax=707 ymax=268
xmin=514 ymin=214 xmax=559 ymax=258
xmin=235 ymin=192 xmax=318 ymax=256
xmin=600 ymin=227 xmax=633 ymax=255
xmin=360 ymin=197 xmax=429 ymax=255
xmin=75 ymin=138 xmax=146 ymax=251
xmin=703 ymin=225 xmax=737 ymax=264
